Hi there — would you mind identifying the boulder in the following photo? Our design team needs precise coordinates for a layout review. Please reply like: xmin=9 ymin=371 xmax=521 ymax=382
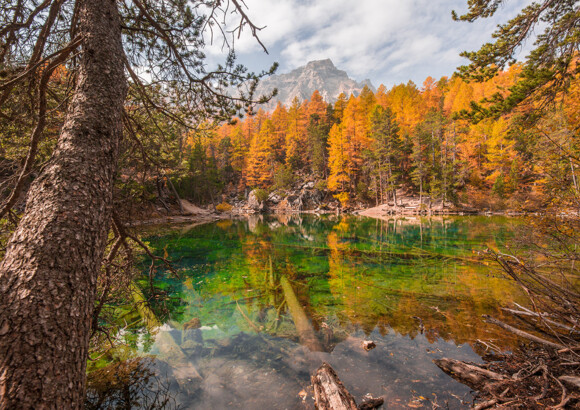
xmin=268 ymin=191 xmax=283 ymax=204
xmin=247 ymin=189 xmax=266 ymax=212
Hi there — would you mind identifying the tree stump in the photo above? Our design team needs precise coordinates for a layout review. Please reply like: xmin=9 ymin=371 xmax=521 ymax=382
xmin=311 ymin=363 xmax=358 ymax=410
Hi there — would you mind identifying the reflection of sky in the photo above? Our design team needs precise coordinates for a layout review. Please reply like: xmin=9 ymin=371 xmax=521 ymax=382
xmin=203 ymin=0 xmax=534 ymax=88
xmin=156 ymin=329 xmax=480 ymax=409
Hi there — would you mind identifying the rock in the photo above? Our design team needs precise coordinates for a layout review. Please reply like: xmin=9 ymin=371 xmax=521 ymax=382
xmin=248 ymin=189 xmax=266 ymax=212
xmin=362 ymin=340 xmax=376 ymax=351
xmin=268 ymin=191 xmax=282 ymax=204
xmin=286 ymin=193 xmax=299 ymax=203
xmin=183 ymin=328 xmax=203 ymax=344
xmin=275 ymin=198 xmax=292 ymax=212
xmin=359 ymin=395 xmax=384 ymax=409
xmin=181 ymin=338 xmax=202 ymax=352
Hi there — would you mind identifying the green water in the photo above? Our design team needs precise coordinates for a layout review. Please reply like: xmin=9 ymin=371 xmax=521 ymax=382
xmin=102 ymin=215 xmax=529 ymax=409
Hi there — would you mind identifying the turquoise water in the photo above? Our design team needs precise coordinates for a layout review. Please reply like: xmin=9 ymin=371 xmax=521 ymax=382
xmin=90 ymin=215 xmax=528 ymax=409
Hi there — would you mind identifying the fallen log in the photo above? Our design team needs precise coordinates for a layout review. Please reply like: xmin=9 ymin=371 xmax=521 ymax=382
xmin=433 ymin=358 xmax=506 ymax=392
xmin=311 ymin=362 xmax=383 ymax=410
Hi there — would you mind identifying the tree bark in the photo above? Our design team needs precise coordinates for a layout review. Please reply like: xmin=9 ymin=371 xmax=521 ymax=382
xmin=311 ymin=363 xmax=358 ymax=410
xmin=0 ymin=0 xmax=127 ymax=407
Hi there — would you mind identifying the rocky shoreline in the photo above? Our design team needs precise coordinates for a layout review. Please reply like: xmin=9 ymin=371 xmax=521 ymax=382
xmin=129 ymin=185 xmax=557 ymax=228
xmin=228 ymin=187 xmax=539 ymax=218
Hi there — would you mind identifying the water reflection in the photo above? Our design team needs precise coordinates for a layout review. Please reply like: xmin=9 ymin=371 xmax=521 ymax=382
xmin=121 ymin=215 xmax=526 ymax=408
xmin=86 ymin=358 xmax=177 ymax=409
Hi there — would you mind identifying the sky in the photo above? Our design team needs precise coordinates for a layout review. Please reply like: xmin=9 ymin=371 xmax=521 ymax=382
xmin=206 ymin=0 xmax=534 ymax=88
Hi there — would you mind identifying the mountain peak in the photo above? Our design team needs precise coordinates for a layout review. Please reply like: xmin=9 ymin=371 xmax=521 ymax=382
xmin=255 ymin=59 xmax=375 ymax=111
xmin=305 ymin=59 xmax=336 ymax=69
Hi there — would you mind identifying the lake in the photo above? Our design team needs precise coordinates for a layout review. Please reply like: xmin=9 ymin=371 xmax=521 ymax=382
xmin=89 ymin=215 xmax=529 ymax=409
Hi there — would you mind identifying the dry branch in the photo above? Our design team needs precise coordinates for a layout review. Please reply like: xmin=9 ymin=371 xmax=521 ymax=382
xmin=482 ymin=314 xmax=567 ymax=350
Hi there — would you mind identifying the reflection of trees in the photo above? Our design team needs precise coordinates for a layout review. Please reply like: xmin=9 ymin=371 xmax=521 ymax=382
xmin=324 ymin=216 xmax=525 ymax=350
xmin=239 ymin=231 xmax=330 ymax=351
xmin=144 ymin=215 xmax=526 ymax=356
xmin=327 ymin=228 xmax=388 ymax=334
xmin=85 ymin=358 xmax=176 ymax=410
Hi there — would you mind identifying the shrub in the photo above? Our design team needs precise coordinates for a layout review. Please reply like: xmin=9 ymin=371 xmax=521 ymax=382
xmin=253 ymin=188 xmax=269 ymax=203
xmin=315 ymin=180 xmax=327 ymax=191
xmin=216 ymin=202 xmax=233 ymax=213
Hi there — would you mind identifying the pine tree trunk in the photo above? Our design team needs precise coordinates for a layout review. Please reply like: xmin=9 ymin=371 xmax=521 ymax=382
xmin=0 ymin=0 xmax=127 ymax=408
xmin=378 ymin=163 xmax=383 ymax=205
xmin=419 ymin=177 xmax=423 ymax=209
xmin=388 ymin=161 xmax=396 ymax=206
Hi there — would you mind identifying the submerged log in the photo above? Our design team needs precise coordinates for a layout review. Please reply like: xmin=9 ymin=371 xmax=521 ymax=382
xmin=280 ymin=275 xmax=325 ymax=352
xmin=311 ymin=363 xmax=358 ymax=410
xmin=130 ymin=283 xmax=202 ymax=382
xmin=311 ymin=363 xmax=384 ymax=410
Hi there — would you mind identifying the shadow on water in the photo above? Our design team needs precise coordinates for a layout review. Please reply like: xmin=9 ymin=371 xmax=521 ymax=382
xmin=92 ymin=215 xmax=529 ymax=409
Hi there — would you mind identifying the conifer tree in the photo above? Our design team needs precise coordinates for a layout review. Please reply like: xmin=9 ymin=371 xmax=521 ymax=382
xmin=246 ymin=119 xmax=275 ymax=188
xmin=370 ymin=106 xmax=402 ymax=204
xmin=285 ymin=97 xmax=308 ymax=170
xmin=333 ymin=92 xmax=349 ymax=124
xmin=307 ymin=91 xmax=332 ymax=177
xmin=0 ymin=0 xmax=273 ymax=406
xmin=454 ymin=0 xmax=580 ymax=120
xmin=327 ymin=123 xmax=350 ymax=193
xmin=271 ymin=102 xmax=289 ymax=163
xmin=342 ymin=95 xmax=369 ymax=190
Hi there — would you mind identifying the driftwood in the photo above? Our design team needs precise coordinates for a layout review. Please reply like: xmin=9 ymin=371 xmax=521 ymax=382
xmin=482 ymin=314 xmax=567 ymax=350
xmin=433 ymin=358 xmax=507 ymax=393
xmin=311 ymin=363 xmax=383 ymax=410
xmin=311 ymin=363 xmax=357 ymax=410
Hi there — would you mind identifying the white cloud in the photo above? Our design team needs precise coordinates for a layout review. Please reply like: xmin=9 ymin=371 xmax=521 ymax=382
xmin=205 ymin=0 xmax=535 ymax=87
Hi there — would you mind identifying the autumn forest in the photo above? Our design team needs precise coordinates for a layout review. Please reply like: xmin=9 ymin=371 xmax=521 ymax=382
xmin=186 ymin=65 xmax=580 ymax=211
